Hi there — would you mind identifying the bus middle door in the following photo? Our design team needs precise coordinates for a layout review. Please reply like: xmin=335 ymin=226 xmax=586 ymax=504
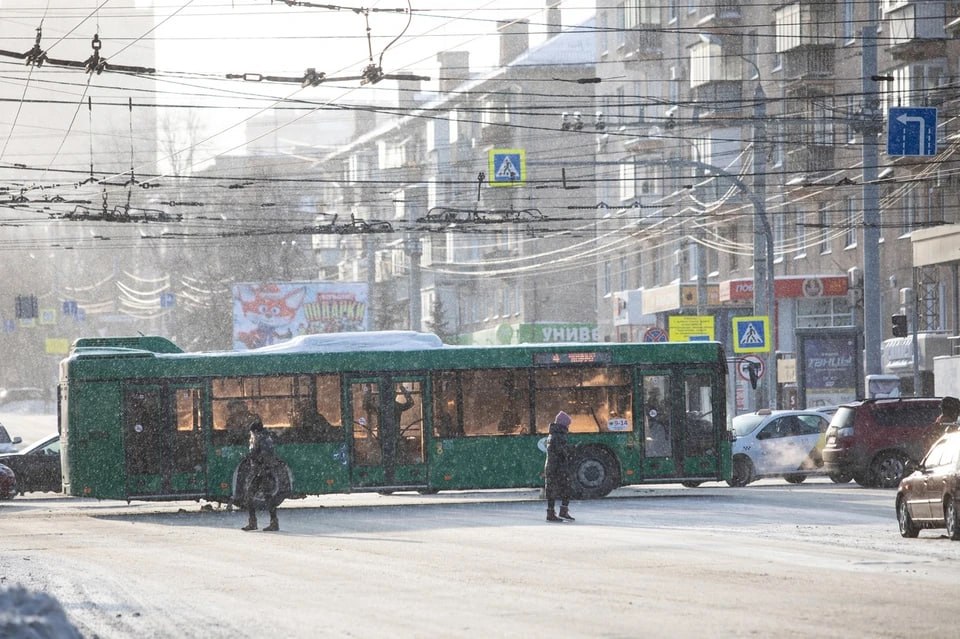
xmin=347 ymin=376 xmax=427 ymax=490
xmin=123 ymin=383 xmax=206 ymax=498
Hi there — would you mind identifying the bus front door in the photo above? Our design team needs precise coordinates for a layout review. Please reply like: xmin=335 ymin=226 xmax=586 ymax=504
xmin=347 ymin=376 xmax=427 ymax=490
xmin=123 ymin=384 xmax=206 ymax=498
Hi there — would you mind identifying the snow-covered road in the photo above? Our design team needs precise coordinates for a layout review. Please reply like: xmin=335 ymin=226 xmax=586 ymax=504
xmin=2 ymin=481 xmax=958 ymax=638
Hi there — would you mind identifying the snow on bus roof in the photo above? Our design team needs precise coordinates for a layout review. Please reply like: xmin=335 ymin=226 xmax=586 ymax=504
xmin=249 ymin=331 xmax=445 ymax=354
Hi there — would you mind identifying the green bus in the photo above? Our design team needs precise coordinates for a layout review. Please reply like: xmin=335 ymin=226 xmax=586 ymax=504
xmin=58 ymin=332 xmax=730 ymax=504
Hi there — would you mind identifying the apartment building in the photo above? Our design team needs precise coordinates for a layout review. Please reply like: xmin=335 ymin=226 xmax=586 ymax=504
xmin=596 ymin=0 xmax=959 ymax=406
xmin=321 ymin=11 xmax=601 ymax=345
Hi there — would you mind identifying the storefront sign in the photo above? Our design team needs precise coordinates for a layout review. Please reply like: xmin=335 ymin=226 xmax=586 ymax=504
xmin=719 ymin=275 xmax=848 ymax=303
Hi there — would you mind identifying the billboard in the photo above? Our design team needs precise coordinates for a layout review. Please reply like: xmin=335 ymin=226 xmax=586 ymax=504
xmin=796 ymin=328 xmax=862 ymax=409
xmin=232 ymin=282 xmax=369 ymax=350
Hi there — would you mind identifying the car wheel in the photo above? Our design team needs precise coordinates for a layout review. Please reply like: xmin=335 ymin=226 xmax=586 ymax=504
xmin=570 ymin=446 xmax=620 ymax=499
xmin=897 ymin=496 xmax=920 ymax=538
xmin=783 ymin=474 xmax=807 ymax=484
xmin=727 ymin=456 xmax=754 ymax=487
xmin=681 ymin=481 xmax=702 ymax=488
xmin=946 ymin=498 xmax=960 ymax=541
xmin=0 ymin=464 xmax=17 ymax=499
xmin=828 ymin=472 xmax=852 ymax=484
xmin=871 ymin=452 xmax=909 ymax=489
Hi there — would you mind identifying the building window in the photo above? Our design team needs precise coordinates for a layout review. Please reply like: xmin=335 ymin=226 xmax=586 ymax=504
xmin=616 ymin=86 xmax=626 ymax=126
xmin=599 ymin=10 xmax=609 ymax=54
xmin=819 ymin=203 xmax=831 ymax=254
xmin=845 ymin=95 xmax=857 ymax=143
xmin=844 ymin=197 xmax=857 ymax=248
xmin=899 ymin=188 xmax=918 ymax=236
xmin=796 ymin=296 xmax=854 ymax=328
xmin=746 ymin=31 xmax=759 ymax=78
xmin=604 ymin=260 xmax=613 ymax=295
xmin=793 ymin=209 xmax=807 ymax=260
xmin=842 ymin=0 xmax=855 ymax=43
xmin=775 ymin=3 xmax=801 ymax=52
xmin=773 ymin=210 xmax=785 ymax=264
xmin=637 ymin=164 xmax=660 ymax=196
xmin=729 ymin=224 xmax=739 ymax=271
xmin=620 ymin=160 xmax=637 ymax=202
xmin=690 ymin=38 xmax=722 ymax=88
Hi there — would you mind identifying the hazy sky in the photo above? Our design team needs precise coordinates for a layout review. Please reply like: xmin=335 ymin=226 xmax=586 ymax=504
xmin=139 ymin=1 xmax=592 ymax=168
xmin=0 ymin=1 xmax=596 ymax=175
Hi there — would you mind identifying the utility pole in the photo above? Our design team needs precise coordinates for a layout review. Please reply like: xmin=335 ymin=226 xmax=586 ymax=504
xmin=407 ymin=234 xmax=422 ymax=331
xmin=861 ymin=22 xmax=883 ymax=377
xmin=752 ymin=80 xmax=777 ymax=409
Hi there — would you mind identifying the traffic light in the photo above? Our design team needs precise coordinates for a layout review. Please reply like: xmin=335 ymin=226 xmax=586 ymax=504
xmin=891 ymin=313 xmax=908 ymax=337
xmin=14 ymin=294 xmax=38 ymax=319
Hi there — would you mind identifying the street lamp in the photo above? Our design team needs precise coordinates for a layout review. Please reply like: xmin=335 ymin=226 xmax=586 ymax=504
xmin=739 ymin=54 xmax=777 ymax=409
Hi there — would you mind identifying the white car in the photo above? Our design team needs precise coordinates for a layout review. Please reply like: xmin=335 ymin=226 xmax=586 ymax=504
xmin=728 ymin=410 xmax=834 ymax=487
xmin=0 ymin=422 xmax=23 ymax=454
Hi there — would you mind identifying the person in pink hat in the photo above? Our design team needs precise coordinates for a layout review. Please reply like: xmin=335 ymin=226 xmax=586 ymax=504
xmin=544 ymin=411 xmax=575 ymax=522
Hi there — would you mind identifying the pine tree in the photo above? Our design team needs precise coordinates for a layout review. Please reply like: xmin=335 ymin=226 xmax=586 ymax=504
xmin=426 ymin=294 xmax=456 ymax=344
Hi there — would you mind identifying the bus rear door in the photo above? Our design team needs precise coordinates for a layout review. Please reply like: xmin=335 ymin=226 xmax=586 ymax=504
xmin=639 ymin=371 xmax=722 ymax=482
xmin=346 ymin=375 xmax=427 ymax=490
xmin=122 ymin=383 xmax=206 ymax=498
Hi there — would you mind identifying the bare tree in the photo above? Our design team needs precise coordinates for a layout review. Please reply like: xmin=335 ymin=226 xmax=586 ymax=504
xmin=158 ymin=110 xmax=207 ymax=177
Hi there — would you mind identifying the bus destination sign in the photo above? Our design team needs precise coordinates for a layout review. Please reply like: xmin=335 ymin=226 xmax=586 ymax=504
xmin=533 ymin=352 xmax=613 ymax=366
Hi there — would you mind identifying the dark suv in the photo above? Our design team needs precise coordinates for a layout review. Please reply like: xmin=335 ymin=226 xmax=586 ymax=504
xmin=821 ymin=398 xmax=943 ymax=488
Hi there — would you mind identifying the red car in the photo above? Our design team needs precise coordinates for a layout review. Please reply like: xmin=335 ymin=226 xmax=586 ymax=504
xmin=0 ymin=463 xmax=16 ymax=499
xmin=896 ymin=429 xmax=960 ymax=539
xmin=821 ymin=398 xmax=943 ymax=488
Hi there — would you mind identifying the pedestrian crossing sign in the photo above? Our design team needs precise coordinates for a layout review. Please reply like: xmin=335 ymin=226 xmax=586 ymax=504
xmin=489 ymin=148 xmax=525 ymax=187
xmin=732 ymin=316 xmax=769 ymax=353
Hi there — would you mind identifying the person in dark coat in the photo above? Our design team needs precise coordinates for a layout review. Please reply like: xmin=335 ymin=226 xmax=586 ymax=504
xmin=936 ymin=396 xmax=960 ymax=432
xmin=241 ymin=415 xmax=280 ymax=532
xmin=544 ymin=411 xmax=575 ymax=522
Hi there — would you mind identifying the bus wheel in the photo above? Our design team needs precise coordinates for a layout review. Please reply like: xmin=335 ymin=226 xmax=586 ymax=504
xmin=727 ymin=455 xmax=754 ymax=487
xmin=570 ymin=446 xmax=620 ymax=499
xmin=233 ymin=460 xmax=292 ymax=509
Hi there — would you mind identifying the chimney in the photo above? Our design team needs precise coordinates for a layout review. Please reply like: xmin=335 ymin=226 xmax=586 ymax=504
xmin=497 ymin=19 xmax=529 ymax=66
xmin=437 ymin=50 xmax=470 ymax=93
xmin=397 ymin=76 xmax=421 ymax=111
xmin=546 ymin=1 xmax=562 ymax=37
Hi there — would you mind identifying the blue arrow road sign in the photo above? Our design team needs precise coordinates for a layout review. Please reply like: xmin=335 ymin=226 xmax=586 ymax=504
xmin=887 ymin=107 xmax=937 ymax=157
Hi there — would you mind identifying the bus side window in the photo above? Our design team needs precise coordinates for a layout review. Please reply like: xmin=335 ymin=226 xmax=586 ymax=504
xmin=460 ymin=369 xmax=530 ymax=436
xmin=432 ymin=372 xmax=463 ymax=438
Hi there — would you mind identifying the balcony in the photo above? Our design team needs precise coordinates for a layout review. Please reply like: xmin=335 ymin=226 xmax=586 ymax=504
xmin=782 ymin=46 xmax=834 ymax=86
xmin=479 ymin=121 xmax=514 ymax=146
xmin=786 ymin=144 xmax=834 ymax=176
xmin=696 ymin=0 xmax=742 ymax=31
xmin=885 ymin=1 xmax=947 ymax=61
xmin=621 ymin=27 xmax=663 ymax=62
xmin=623 ymin=126 xmax=670 ymax=154
xmin=690 ymin=81 xmax=743 ymax=118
